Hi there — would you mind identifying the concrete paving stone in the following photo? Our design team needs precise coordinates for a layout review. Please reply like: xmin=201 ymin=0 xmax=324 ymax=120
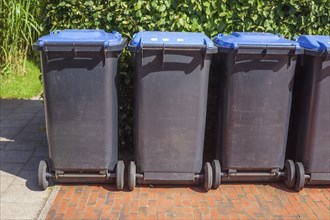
xmin=1 ymin=183 xmax=51 ymax=204
xmin=0 ymin=141 xmax=9 ymax=149
xmin=20 ymin=124 xmax=46 ymax=133
xmin=34 ymin=139 xmax=48 ymax=146
xmin=0 ymin=100 xmax=23 ymax=110
xmin=0 ymin=176 xmax=15 ymax=194
xmin=0 ymin=149 xmax=34 ymax=163
xmin=7 ymin=112 xmax=37 ymax=120
xmin=0 ymin=119 xmax=31 ymax=128
xmin=0 ymin=110 xmax=13 ymax=120
xmin=0 ymin=162 xmax=25 ymax=177
xmin=36 ymin=110 xmax=45 ymax=117
xmin=12 ymin=170 xmax=41 ymax=191
xmin=0 ymin=127 xmax=22 ymax=138
xmin=15 ymin=132 xmax=47 ymax=142
xmin=32 ymin=147 xmax=49 ymax=158
xmin=0 ymin=202 xmax=45 ymax=220
xmin=28 ymin=117 xmax=45 ymax=126
xmin=15 ymin=106 xmax=42 ymax=114
xmin=0 ymin=145 xmax=6 ymax=150
xmin=20 ymin=101 xmax=43 ymax=107
xmin=4 ymin=141 xmax=37 ymax=151
xmin=23 ymin=157 xmax=45 ymax=171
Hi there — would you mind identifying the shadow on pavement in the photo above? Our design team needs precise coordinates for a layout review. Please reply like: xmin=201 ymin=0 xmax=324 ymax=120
xmin=0 ymin=99 xmax=47 ymax=192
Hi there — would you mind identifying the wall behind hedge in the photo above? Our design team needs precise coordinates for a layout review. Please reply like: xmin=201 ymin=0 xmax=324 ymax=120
xmin=44 ymin=0 xmax=330 ymax=150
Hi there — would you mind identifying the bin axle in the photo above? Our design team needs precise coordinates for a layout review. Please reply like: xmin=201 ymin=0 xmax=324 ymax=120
xmin=220 ymin=170 xmax=286 ymax=182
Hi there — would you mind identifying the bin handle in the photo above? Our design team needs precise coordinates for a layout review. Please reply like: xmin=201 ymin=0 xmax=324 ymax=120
xmin=139 ymin=46 xmax=209 ymax=69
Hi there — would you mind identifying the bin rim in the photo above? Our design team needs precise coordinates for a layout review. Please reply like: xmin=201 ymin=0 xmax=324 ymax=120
xmin=295 ymin=35 xmax=330 ymax=57
xmin=33 ymin=29 xmax=127 ymax=52
xmin=213 ymin=32 xmax=303 ymax=55
xmin=128 ymin=31 xmax=217 ymax=54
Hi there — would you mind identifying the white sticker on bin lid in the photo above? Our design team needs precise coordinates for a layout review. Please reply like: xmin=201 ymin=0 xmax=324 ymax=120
xmin=151 ymin=38 xmax=158 ymax=41
xmin=162 ymin=38 xmax=169 ymax=42
xmin=177 ymin=38 xmax=184 ymax=42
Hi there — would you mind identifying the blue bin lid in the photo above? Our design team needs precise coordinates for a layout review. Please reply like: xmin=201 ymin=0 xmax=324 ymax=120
xmin=130 ymin=31 xmax=214 ymax=48
xmin=296 ymin=35 xmax=330 ymax=53
xmin=213 ymin=32 xmax=300 ymax=49
xmin=37 ymin=29 xmax=123 ymax=48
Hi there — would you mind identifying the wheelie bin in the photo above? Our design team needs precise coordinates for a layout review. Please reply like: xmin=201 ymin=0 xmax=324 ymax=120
xmin=33 ymin=30 xmax=127 ymax=190
xmin=127 ymin=31 xmax=217 ymax=191
xmin=287 ymin=35 xmax=330 ymax=191
xmin=212 ymin=32 xmax=303 ymax=189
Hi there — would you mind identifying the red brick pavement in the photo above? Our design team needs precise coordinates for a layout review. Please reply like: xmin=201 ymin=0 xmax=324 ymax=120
xmin=46 ymin=184 xmax=330 ymax=219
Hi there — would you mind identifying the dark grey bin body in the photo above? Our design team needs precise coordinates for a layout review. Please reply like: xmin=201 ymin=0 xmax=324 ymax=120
xmin=40 ymin=50 xmax=120 ymax=174
xmin=34 ymin=30 xmax=126 ymax=190
xmin=288 ymin=53 xmax=330 ymax=184
xmin=215 ymin=52 xmax=297 ymax=172
xmin=133 ymin=49 xmax=212 ymax=183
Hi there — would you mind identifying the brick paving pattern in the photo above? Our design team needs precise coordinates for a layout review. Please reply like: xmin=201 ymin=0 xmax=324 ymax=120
xmin=46 ymin=184 xmax=330 ymax=219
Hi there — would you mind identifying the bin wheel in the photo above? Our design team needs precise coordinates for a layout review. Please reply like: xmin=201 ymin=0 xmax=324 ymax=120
xmin=116 ymin=161 xmax=125 ymax=190
xmin=284 ymin=159 xmax=296 ymax=188
xmin=204 ymin=162 xmax=213 ymax=192
xmin=38 ymin=160 xmax=49 ymax=190
xmin=128 ymin=161 xmax=136 ymax=191
xmin=211 ymin=160 xmax=221 ymax=189
xmin=294 ymin=162 xmax=305 ymax=192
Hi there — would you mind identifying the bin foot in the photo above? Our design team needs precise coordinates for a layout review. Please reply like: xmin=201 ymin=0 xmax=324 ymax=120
xmin=128 ymin=161 xmax=136 ymax=191
xmin=116 ymin=161 xmax=125 ymax=190
xmin=294 ymin=162 xmax=305 ymax=192
xmin=284 ymin=159 xmax=296 ymax=189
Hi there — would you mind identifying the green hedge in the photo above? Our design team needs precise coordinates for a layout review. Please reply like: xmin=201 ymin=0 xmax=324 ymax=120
xmin=45 ymin=0 xmax=329 ymax=38
xmin=44 ymin=0 xmax=330 ymax=150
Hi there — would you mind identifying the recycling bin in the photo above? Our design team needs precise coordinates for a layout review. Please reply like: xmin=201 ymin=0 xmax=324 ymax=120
xmin=212 ymin=32 xmax=303 ymax=189
xmin=287 ymin=35 xmax=330 ymax=191
xmin=33 ymin=30 xmax=127 ymax=190
xmin=127 ymin=31 xmax=218 ymax=191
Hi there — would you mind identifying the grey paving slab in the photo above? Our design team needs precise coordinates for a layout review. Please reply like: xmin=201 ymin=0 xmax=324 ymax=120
xmin=15 ymin=106 xmax=42 ymax=114
xmin=1 ymin=184 xmax=51 ymax=204
xmin=12 ymin=170 xmax=41 ymax=191
xmin=0 ymin=100 xmax=23 ymax=110
xmin=28 ymin=117 xmax=46 ymax=126
xmin=32 ymin=147 xmax=49 ymax=158
xmin=0 ymin=163 xmax=25 ymax=177
xmin=15 ymin=132 xmax=47 ymax=142
xmin=0 ymin=127 xmax=22 ymax=138
xmin=0 ymin=149 xmax=34 ymax=163
xmin=7 ymin=112 xmax=37 ymax=120
xmin=0 ymin=99 xmax=55 ymax=220
xmin=23 ymin=157 xmax=44 ymax=171
xmin=0 ymin=141 xmax=9 ymax=149
xmin=20 ymin=101 xmax=43 ymax=108
xmin=4 ymin=141 xmax=38 ymax=151
xmin=0 ymin=119 xmax=31 ymax=128
xmin=0 ymin=110 xmax=13 ymax=120
xmin=0 ymin=202 xmax=46 ymax=220
xmin=20 ymin=124 xmax=46 ymax=133
xmin=0 ymin=176 xmax=15 ymax=194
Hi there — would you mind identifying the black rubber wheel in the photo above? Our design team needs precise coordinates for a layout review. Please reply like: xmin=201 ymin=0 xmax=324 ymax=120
xmin=38 ymin=160 xmax=49 ymax=190
xmin=128 ymin=161 xmax=136 ymax=191
xmin=204 ymin=162 xmax=213 ymax=192
xmin=211 ymin=160 xmax=221 ymax=189
xmin=284 ymin=159 xmax=296 ymax=188
xmin=116 ymin=160 xmax=125 ymax=190
xmin=294 ymin=162 xmax=305 ymax=192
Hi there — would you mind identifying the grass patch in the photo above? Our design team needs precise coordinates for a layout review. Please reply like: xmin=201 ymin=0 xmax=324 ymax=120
xmin=0 ymin=60 xmax=42 ymax=99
